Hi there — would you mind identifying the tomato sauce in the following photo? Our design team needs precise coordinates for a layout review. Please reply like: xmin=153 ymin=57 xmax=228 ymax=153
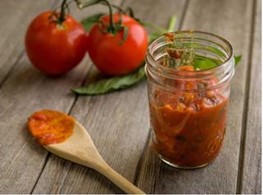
xmin=28 ymin=110 xmax=74 ymax=145
xmin=150 ymin=66 xmax=228 ymax=167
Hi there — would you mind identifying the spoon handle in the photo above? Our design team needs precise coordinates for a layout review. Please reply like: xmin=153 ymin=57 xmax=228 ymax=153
xmin=95 ymin=162 xmax=145 ymax=194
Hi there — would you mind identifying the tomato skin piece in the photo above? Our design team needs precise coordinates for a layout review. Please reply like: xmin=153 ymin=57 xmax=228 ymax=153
xmin=25 ymin=11 xmax=87 ymax=76
xmin=88 ymin=14 xmax=148 ymax=76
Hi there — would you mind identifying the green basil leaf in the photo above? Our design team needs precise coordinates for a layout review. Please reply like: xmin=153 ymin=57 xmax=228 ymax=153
xmin=73 ymin=15 xmax=178 ymax=95
xmin=203 ymin=45 xmax=225 ymax=58
xmin=234 ymin=55 xmax=242 ymax=66
xmin=81 ymin=13 xmax=104 ymax=31
xmin=72 ymin=65 xmax=146 ymax=95
xmin=194 ymin=54 xmax=242 ymax=70
xmin=194 ymin=58 xmax=218 ymax=70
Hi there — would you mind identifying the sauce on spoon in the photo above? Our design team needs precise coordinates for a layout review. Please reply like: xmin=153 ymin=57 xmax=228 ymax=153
xmin=28 ymin=109 xmax=74 ymax=145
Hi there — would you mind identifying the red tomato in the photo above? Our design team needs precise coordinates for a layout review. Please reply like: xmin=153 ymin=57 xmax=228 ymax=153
xmin=25 ymin=11 xmax=87 ymax=76
xmin=88 ymin=14 xmax=148 ymax=76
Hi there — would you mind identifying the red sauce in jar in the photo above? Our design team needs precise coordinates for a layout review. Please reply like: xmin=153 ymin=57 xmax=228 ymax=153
xmin=150 ymin=66 xmax=228 ymax=167
xmin=28 ymin=110 xmax=74 ymax=145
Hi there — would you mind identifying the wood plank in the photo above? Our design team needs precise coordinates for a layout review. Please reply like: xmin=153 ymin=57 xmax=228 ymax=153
xmin=30 ymin=1 xmax=129 ymax=194
xmin=32 ymin=0 xmax=187 ymax=193
xmin=1 ymin=0 xmax=258 ymax=194
xmin=0 ymin=58 xmax=91 ymax=193
xmin=0 ymin=0 xmax=55 ymax=85
xmin=0 ymin=1 xmax=95 ymax=193
xmin=0 ymin=57 xmax=91 ymax=193
xmin=240 ymin=0 xmax=261 ymax=193
xmin=135 ymin=0 xmax=255 ymax=194
xmin=123 ymin=1 xmax=189 ymax=193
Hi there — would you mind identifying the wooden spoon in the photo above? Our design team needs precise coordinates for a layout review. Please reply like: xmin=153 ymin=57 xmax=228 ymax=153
xmin=28 ymin=110 xmax=144 ymax=194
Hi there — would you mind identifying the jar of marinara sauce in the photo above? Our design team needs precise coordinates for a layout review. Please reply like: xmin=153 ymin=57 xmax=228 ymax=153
xmin=145 ymin=31 xmax=235 ymax=169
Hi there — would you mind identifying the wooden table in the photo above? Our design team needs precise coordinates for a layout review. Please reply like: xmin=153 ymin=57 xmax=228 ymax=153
xmin=0 ymin=0 xmax=261 ymax=193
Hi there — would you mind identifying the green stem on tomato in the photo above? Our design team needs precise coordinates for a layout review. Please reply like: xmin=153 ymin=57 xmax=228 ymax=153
xmin=75 ymin=0 xmax=125 ymax=14
xmin=58 ymin=0 xmax=68 ymax=24
xmin=74 ymin=0 xmax=116 ymax=33
xmin=167 ymin=15 xmax=177 ymax=32
xmin=126 ymin=7 xmax=134 ymax=18
xmin=100 ymin=0 xmax=115 ymax=33
xmin=75 ymin=0 xmax=100 ymax=9
xmin=74 ymin=0 xmax=82 ymax=8
xmin=106 ymin=3 xmax=126 ymax=14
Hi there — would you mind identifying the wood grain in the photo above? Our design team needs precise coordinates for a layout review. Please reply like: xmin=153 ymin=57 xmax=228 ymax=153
xmin=0 ymin=55 xmax=90 ymax=193
xmin=135 ymin=0 xmax=255 ymax=194
xmin=32 ymin=0 xmax=187 ymax=194
xmin=43 ymin=120 xmax=144 ymax=194
xmin=0 ymin=0 xmax=260 ymax=194
xmin=31 ymin=1 xmax=141 ymax=194
xmin=240 ymin=0 xmax=261 ymax=193
xmin=0 ymin=0 xmax=55 ymax=86
xmin=119 ymin=0 xmax=188 ymax=193
xmin=0 ymin=1 xmax=92 ymax=193
xmin=34 ymin=78 xmax=149 ymax=194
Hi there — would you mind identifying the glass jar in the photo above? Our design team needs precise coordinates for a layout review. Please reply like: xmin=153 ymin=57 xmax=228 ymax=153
xmin=145 ymin=31 xmax=235 ymax=169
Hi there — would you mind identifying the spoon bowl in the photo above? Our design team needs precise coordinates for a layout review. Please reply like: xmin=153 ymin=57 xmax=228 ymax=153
xmin=29 ymin=110 xmax=144 ymax=194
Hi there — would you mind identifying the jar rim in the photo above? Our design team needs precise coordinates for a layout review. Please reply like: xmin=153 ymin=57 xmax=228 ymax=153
xmin=146 ymin=30 xmax=233 ymax=76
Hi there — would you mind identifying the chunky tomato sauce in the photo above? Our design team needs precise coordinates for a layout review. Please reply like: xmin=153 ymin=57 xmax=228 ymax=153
xmin=150 ymin=66 xmax=228 ymax=167
xmin=28 ymin=110 xmax=74 ymax=145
